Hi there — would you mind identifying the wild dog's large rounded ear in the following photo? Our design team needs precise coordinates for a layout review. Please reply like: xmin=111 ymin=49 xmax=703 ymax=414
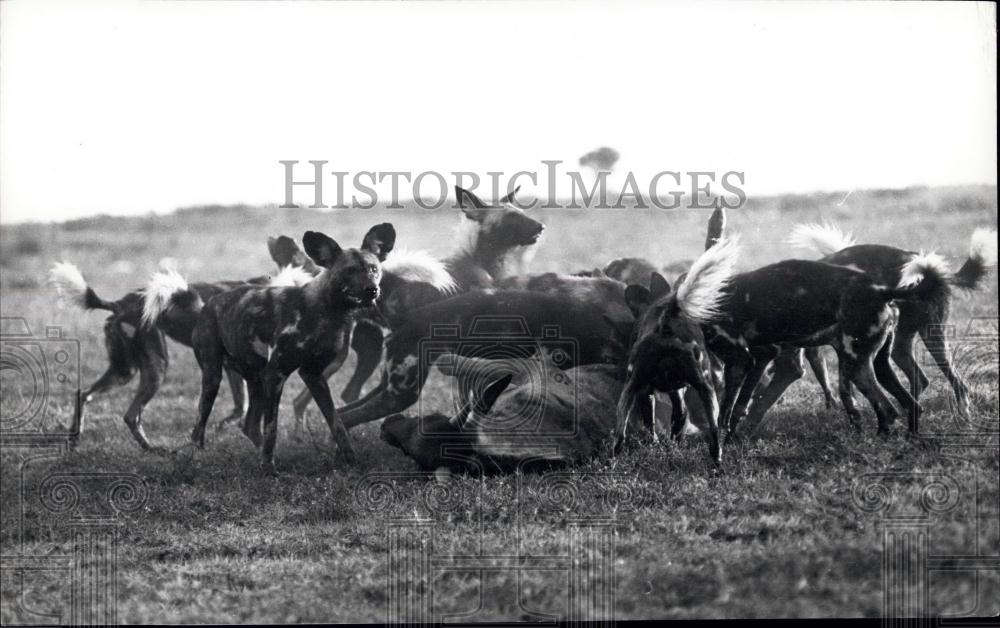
xmin=499 ymin=185 xmax=521 ymax=205
xmin=267 ymin=235 xmax=303 ymax=268
xmin=473 ymin=373 xmax=514 ymax=416
xmin=624 ymin=284 xmax=651 ymax=318
xmin=456 ymin=185 xmax=489 ymax=221
xmin=649 ymin=272 xmax=671 ymax=300
xmin=302 ymin=231 xmax=343 ymax=268
xmin=361 ymin=223 xmax=396 ymax=261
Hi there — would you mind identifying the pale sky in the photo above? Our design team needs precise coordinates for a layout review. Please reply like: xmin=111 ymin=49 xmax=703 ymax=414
xmin=1 ymin=0 xmax=996 ymax=223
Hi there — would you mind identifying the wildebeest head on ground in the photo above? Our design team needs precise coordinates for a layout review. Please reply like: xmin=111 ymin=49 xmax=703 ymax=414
xmin=380 ymin=351 xmax=623 ymax=475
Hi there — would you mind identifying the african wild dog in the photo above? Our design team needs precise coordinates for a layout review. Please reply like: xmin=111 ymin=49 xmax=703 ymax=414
xmin=47 ymin=236 xmax=306 ymax=451
xmin=760 ymin=223 xmax=1000 ymax=429
xmin=614 ymin=237 xmax=949 ymax=465
xmin=292 ymin=185 xmax=545 ymax=420
xmin=332 ymin=289 xmax=631 ymax=431
xmin=189 ymin=224 xmax=395 ymax=475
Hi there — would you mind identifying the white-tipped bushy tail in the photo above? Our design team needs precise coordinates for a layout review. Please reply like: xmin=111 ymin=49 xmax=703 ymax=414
xmin=897 ymin=251 xmax=950 ymax=288
xmin=48 ymin=262 xmax=90 ymax=309
xmin=382 ymin=249 xmax=458 ymax=294
xmin=970 ymin=228 xmax=998 ymax=268
xmin=675 ymin=236 xmax=741 ymax=324
xmin=141 ymin=270 xmax=189 ymax=327
xmin=787 ymin=222 xmax=856 ymax=257
xmin=951 ymin=228 xmax=998 ymax=291
xmin=269 ymin=265 xmax=314 ymax=287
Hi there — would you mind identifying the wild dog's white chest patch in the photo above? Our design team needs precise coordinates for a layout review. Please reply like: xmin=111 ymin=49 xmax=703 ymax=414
xmin=120 ymin=322 xmax=137 ymax=338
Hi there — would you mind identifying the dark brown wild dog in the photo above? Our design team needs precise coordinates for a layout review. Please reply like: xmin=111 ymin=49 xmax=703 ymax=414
xmin=47 ymin=236 xmax=307 ymax=451
xmin=189 ymin=224 xmax=395 ymax=475
xmin=615 ymin=237 xmax=948 ymax=465
xmin=292 ymin=185 xmax=545 ymax=419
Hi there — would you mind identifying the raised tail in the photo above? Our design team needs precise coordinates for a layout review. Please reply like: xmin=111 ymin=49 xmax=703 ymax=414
xmin=950 ymin=227 xmax=998 ymax=291
xmin=881 ymin=252 xmax=951 ymax=302
xmin=705 ymin=207 xmax=726 ymax=251
xmin=786 ymin=222 xmax=857 ymax=257
xmin=382 ymin=248 xmax=457 ymax=294
xmin=141 ymin=270 xmax=199 ymax=328
xmin=48 ymin=262 xmax=119 ymax=313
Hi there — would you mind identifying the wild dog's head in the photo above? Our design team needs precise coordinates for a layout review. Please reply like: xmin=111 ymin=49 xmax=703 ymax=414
xmin=302 ymin=223 xmax=396 ymax=308
xmin=455 ymin=186 xmax=545 ymax=274
xmin=617 ymin=238 xmax=740 ymax=448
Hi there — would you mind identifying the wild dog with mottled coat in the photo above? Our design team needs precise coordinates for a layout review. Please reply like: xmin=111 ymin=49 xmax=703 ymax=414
xmin=615 ymin=237 xmax=948 ymax=464
xmin=759 ymin=223 xmax=999 ymax=431
xmin=293 ymin=185 xmax=545 ymax=419
xmin=189 ymin=224 xmax=395 ymax=475
xmin=47 ymin=236 xmax=307 ymax=450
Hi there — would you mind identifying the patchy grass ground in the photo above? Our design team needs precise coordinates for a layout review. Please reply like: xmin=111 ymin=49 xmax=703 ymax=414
xmin=1 ymin=185 xmax=998 ymax=622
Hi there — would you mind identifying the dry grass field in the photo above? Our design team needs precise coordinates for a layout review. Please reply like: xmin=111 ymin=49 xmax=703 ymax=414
xmin=1 ymin=185 xmax=997 ymax=622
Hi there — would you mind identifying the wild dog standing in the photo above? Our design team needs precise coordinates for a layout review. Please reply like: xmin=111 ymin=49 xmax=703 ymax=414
xmin=294 ymin=185 xmax=545 ymax=418
xmin=615 ymin=237 xmax=947 ymax=464
xmin=333 ymin=289 xmax=630 ymax=431
xmin=47 ymin=236 xmax=306 ymax=450
xmin=190 ymin=224 xmax=395 ymax=474
xmin=764 ymin=224 xmax=1000 ymax=429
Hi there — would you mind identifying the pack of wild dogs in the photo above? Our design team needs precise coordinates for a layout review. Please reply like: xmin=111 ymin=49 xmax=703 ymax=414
xmin=50 ymin=187 xmax=998 ymax=476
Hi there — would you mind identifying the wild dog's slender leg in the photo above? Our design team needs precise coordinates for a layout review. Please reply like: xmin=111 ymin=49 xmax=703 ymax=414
xmin=292 ymin=341 xmax=351 ymax=436
xmin=873 ymin=331 xmax=922 ymax=433
xmin=339 ymin=377 xmax=388 ymax=413
xmin=120 ymin=330 xmax=169 ymax=451
xmin=890 ymin=330 xmax=928 ymax=402
xmin=217 ymin=367 xmax=248 ymax=430
xmin=840 ymin=345 xmax=897 ymax=435
xmin=191 ymin=358 xmax=225 ymax=449
xmin=739 ymin=348 xmax=806 ymax=438
xmin=718 ymin=351 xmax=751 ymax=434
xmin=804 ymin=347 xmax=837 ymax=409
xmin=291 ymin=339 xmax=352 ymax=423
xmin=341 ymin=321 xmax=384 ymax=403
xmin=259 ymin=369 xmax=288 ymax=475
xmin=299 ymin=367 xmax=356 ymax=462
xmin=340 ymin=354 xmax=430 ymax=429
xmin=121 ymin=356 xmax=166 ymax=451
xmin=237 ymin=376 xmax=266 ymax=449
xmin=637 ymin=394 xmax=658 ymax=444
xmin=836 ymin=355 xmax=862 ymax=431
xmin=728 ymin=346 xmax=779 ymax=436
xmin=919 ymin=323 xmax=971 ymax=419
xmin=191 ymin=325 xmax=225 ymax=449
xmin=72 ymin=318 xmax=139 ymax=441
xmin=72 ymin=366 xmax=134 ymax=440
xmin=688 ymin=380 xmax=721 ymax=464
xmin=667 ymin=390 xmax=686 ymax=440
